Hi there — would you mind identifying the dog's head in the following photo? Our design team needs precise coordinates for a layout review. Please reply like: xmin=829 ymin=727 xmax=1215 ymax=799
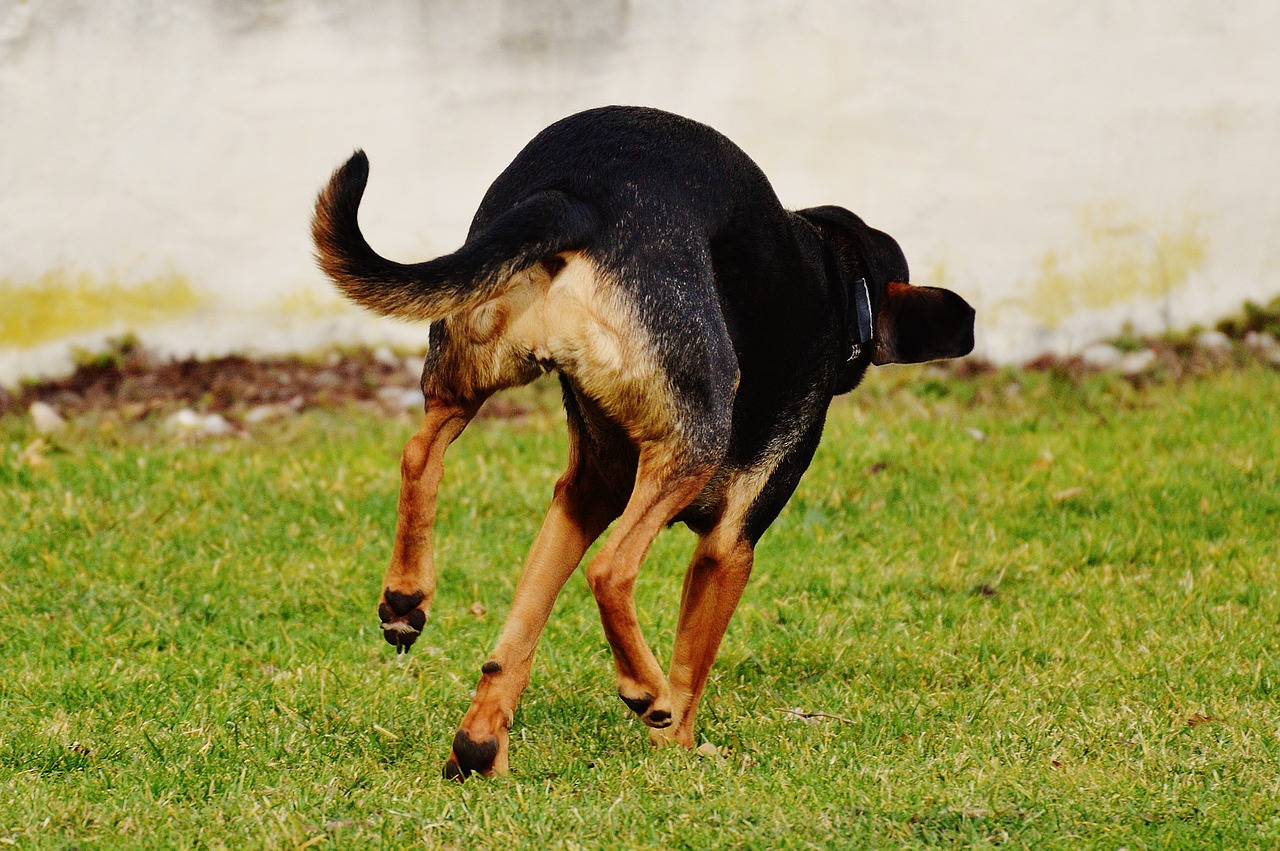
xmin=798 ymin=206 xmax=975 ymax=369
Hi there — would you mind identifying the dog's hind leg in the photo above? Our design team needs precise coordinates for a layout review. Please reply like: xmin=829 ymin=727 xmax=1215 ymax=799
xmin=377 ymin=395 xmax=484 ymax=651
xmin=584 ymin=446 xmax=715 ymax=730
xmin=444 ymin=424 xmax=624 ymax=780
xmin=379 ymin=304 xmax=545 ymax=651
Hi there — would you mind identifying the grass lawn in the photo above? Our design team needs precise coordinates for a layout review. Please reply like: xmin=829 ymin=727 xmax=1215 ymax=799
xmin=2 ymin=363 xmax=1278 ymax=848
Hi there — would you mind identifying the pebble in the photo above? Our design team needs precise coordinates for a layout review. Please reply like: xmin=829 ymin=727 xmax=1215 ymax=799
xmin=29 ymin=401 xmax=66 ymax=434
xmin=243 ymin=395 xmax=304 ymax=424
xmin=1118 ymin=349 xmax=1157 ymax=376
xmin=1243 ymin=331 xmax=1279 ymax=353
xmin=1080 ymin=343 xmax=1124 ymax=370
xmin=1196 ymin=329 xmax=1232 ymax=351
xmin=166 ymin=408 xmax=234 ymax=438
xmin=377 ymin=386 xmax=425 ymax=411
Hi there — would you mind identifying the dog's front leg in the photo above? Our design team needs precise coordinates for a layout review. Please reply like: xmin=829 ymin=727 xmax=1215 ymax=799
xmin=445 ymin=451 xmax=622 ymax=780
xmin=652 ymin=524 xmax=754 ymax=749
xmin=584 ymin=447 xmax=712 ymax=731
xmin=378 ymin=397 xmax=481 ymax=651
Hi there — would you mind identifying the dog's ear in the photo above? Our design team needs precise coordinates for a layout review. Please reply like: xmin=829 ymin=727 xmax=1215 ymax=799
xmin=873 ymin=281 xmax=976 ymax=364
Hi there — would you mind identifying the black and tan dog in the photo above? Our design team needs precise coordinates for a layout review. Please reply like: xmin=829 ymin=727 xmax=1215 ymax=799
xmin=312 ymin=106 xmax=974 ymax=779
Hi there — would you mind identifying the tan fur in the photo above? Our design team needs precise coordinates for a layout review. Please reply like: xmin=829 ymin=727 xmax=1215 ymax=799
xmin=428 ymin=252 xmax=678 ymax=441
xmin=373 ymin=230 xmax=825 ymax=778
xmin=583 ymin=452 xmax=714 ymax=727
xmin=659 ymin=533 xmax=754 ymax=748
xmin=395 ymin=252 xmax=722 ymax=776
xmin=435 ymin=332 xmax=788 ymax=772
xmin=652 ymin=465 xmax=776 ymax=747
xmin=379 ymin=400 xmax=480 ymax=638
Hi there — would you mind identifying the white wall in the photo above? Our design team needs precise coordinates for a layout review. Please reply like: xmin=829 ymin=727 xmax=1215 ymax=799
xmin=2 ymin=0 xmax=1278 ymax=381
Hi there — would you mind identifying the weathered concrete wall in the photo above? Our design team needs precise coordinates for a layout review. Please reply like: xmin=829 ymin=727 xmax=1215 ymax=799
xmin=2 ymin=0 xmax=1278 ymax=381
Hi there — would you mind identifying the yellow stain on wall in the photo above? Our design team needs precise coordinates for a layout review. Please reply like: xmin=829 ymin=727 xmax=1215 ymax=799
xmin=275 ymin=287 xmax=358 ymax=318
xmin=0 ymin=270 xmax=202 ymax=347
xmin=1025 ymin=204 xmax=1207 ymax=328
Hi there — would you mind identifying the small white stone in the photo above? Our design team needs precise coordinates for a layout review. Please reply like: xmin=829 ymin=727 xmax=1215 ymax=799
xmin=1243 ymin=331 xmax=1278 ymax=353
xmin=399 ymin=388 xmax=424 ymax=410
xmin=1196 ymin=329 xmax=1232 ymax=351
xmin=29 ymin=401 xmax=66 ymax=434
xmin=1118 ymin=349 xmax=1157 ymax=376
xmin=243 ymin=396 xmax=304 ymax=424
xmin=166 ymin=408 xmax=233 ymax=438
xmin=197 ymin=413 xmax=233 ymax=437
xmin=966 ymin=427 xmax=986 ymax=442
xmin=243 ymin=406 xmax=274 ymax=425
xmin=1081 ymin=342 xmax=1124 ymax=370
xmin=166 ymin=408 xmax=203 ymax=435
xmin=378 ymin=386 xmax=424 ymax=411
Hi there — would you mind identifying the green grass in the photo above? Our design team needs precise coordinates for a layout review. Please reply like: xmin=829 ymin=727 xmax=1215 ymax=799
xmin=2 ymin=365 xmax=1279 ymax=848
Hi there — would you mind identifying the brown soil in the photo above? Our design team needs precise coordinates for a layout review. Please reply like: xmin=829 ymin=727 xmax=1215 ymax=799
xmin=5 ymin=342 xmax=544 ymax=424
xmin=1 ymin=335 xmax=1271 ymax=425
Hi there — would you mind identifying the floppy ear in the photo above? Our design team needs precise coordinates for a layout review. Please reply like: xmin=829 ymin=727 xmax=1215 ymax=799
xmin=873 ymin=281 xmax=976 ymax=364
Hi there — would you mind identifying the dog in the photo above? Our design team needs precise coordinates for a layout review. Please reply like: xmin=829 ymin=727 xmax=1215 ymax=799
xmin=312 ymin=105 xmax=974 ymax=780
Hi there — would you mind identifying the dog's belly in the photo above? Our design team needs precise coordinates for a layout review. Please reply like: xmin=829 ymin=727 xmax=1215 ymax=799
xmin=675 ymin=455 xmax=784 ymax=535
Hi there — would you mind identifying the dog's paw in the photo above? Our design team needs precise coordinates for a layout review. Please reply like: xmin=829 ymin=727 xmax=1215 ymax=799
xmin=443 ymin=728 xmax=504 ymax=781
xmin=619 ymin=687 xmax=674 ymax=729
xmin=377 ymin=588 xmax=427 ymax=652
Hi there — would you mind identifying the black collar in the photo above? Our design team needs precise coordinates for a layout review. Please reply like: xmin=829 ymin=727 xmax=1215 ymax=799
xmin=846 ymin=274 xmax=874 ymax=361
xmin=824 ymin=240 xmax=875 ymax=364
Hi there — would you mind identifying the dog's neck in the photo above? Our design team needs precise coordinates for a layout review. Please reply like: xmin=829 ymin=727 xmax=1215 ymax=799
xmin=791 ymin=208 xmax=887 ymax=393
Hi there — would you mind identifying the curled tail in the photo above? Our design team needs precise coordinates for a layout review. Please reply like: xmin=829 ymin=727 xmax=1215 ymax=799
xmin=311 ymin=151 xmax=599 ymax=320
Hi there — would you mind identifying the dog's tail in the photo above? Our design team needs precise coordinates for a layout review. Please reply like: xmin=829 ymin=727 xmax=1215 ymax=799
xmin=312 ymin=151 xmax=599 ymax=321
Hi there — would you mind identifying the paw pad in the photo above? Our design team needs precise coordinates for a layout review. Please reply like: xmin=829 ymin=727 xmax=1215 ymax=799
xmin=379 ymin=589 xmax=427 ymax=651
xmin=444 ymin=729 xmax=499 ymax=781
